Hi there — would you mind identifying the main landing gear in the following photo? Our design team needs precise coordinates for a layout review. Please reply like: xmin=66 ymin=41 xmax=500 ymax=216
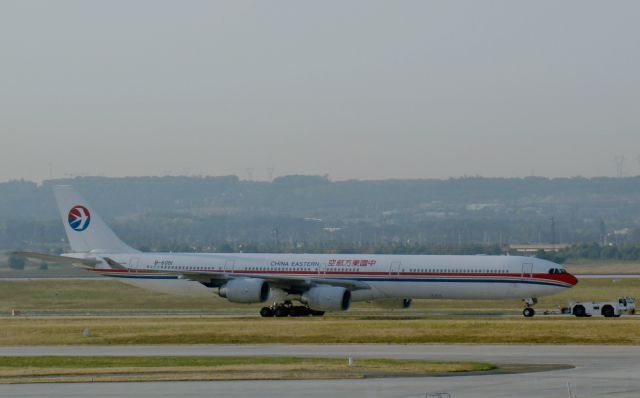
xmin=522 ymin=297 xmax=538 ymax=317
xmin=260 ymin=302 xmax=325 ymax=317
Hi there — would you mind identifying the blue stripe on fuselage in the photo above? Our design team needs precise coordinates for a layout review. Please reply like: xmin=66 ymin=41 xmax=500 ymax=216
xmin=101 ymin=273 xmax=568 ymax=287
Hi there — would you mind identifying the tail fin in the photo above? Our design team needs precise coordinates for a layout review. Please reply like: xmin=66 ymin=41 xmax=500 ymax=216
xmin=53 ymin=185 xmax=138 ymax=253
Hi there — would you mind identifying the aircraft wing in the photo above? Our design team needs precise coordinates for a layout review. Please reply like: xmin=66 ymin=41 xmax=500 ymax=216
xmin=104 ymin=258 xmax=370 ymax=292
xmin=11 ymin=251 xmax=101 ymax=268
xmin=12 ymin=254 xmax=370 ymax=291
xmin=176 ymin=270 xmax=370 ymax=291
xmin=233 ymin=273 xmax=370 ymax=291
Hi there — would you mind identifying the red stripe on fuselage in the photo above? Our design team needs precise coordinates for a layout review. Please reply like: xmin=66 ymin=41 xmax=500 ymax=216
xmin=89 ymin=268 xmax=577 ymax=286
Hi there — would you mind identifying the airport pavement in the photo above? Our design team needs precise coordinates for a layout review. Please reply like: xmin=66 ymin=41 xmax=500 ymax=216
xmin=0 ymin=344 xmax=638 ymax=397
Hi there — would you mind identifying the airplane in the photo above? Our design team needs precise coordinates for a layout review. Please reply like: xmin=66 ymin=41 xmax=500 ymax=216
xmin=15 ymin=185 xmax=578 ymax=318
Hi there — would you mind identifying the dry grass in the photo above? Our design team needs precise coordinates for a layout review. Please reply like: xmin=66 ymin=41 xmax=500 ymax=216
xmin=0 ymin=280 xmax=243 ymax=315
xmin=2 ymin=277 xmax=640 ymax=316
xmin=565 ymin=260 xmax=640 ymax=274
xmin=0 ymin=356 xmax=491 ymax=383
xmin=0 ymin=277 xmax=638 ymax=346
xmin=0 ymin=315 xmax=638 ymax=345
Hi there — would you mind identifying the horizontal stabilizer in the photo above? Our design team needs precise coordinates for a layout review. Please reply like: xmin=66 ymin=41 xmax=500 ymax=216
xmin=11 ymin=251 xmax=100 ymax=268
xmin=103 ymin=257 xmax=128 ymax=270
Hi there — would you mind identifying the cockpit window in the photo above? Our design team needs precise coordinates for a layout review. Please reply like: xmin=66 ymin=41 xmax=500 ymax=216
xmin=549 ymin=268 xmax=567 ymax=274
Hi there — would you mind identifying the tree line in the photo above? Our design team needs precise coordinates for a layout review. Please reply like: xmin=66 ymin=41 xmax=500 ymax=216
xmin=2 ymin=175 xmax=640 ymax=251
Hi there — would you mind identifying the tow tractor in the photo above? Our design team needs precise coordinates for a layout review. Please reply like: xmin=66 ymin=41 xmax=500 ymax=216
xmin=563 ymin=297 xmax=636 ymax=318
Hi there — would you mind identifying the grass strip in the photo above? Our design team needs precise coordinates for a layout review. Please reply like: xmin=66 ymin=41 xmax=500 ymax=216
xmin=1 ymin=278 xmax=639 ymax=315
xmin=0 ymin=356 xmax=493 ymax=384
xmin=0 ymin=316 xmax=639 ymax=345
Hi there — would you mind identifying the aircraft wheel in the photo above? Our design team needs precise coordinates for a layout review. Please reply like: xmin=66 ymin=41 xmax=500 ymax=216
xmin=310 ymin=310 xmax=325 ymax=317
xmin=602 ymin=306 xmax=615 ymax=318
xmin=260 ymin=307 xmax=274 ymax=317
xmin=274 ymin=306 xmax=290 ymax=317
xmin=523 ymin=307 xmax=535 ymax=317
xmin=290 ymin=306 xmax=311 ymax=317
xmin=288 ymin=306 xmax=301 ymax=317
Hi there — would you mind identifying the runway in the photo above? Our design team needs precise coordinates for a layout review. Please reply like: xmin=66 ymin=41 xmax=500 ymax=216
xmin=0 ymin=344 xmax=638 ymax=397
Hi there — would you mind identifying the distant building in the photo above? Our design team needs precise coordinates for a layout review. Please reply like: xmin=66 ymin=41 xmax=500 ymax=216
xmin=505 ymin=244 xmax=570 ymax=254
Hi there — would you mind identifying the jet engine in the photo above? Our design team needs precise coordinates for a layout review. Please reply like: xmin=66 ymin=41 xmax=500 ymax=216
xmin=218 ymin=278 xmax=270 ymax=303
xmin=301 ymin=286 xmax=351 ymax=312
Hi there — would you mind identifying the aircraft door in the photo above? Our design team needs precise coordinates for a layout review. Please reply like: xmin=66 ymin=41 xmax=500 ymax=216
xmin=128 ymin=257 xmax=139 ymax=268
xmin=521 ymin=263 xmax=533 ymax=279
xmin=319 ymin=262 xmax=327 ymax=276
xmin=224 ymin=260 xmax=235 ymax=273
xmin=389 ymin=261 xmax=401 ymax=276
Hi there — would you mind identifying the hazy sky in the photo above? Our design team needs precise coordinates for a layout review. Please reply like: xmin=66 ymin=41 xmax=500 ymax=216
xmin=1 ymin=1 xmax=639 ymax=182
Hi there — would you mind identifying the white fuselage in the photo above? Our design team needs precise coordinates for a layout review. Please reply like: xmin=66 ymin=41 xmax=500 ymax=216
xmin=79 ymin=252 xmax=577 ymax=301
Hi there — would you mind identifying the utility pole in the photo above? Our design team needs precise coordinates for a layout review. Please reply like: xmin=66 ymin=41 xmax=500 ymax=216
xmin=550 ymin=217 xmax=556 ymax=248
xmin=615 ymin=155 xmax=625 ymax=178
xmin=266 ymin=167 xmax=275 ymax=181
xmin=40 ymin=225 xmax=47 ymax=270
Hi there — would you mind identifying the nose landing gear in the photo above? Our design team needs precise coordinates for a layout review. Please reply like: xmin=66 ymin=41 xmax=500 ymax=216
xmin=522 ymin=297 xmax=538 ymax=317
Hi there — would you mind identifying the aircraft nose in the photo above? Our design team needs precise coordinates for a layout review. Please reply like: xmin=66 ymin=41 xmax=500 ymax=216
xmin=567 ymin=273 xmax=579 ymax=286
